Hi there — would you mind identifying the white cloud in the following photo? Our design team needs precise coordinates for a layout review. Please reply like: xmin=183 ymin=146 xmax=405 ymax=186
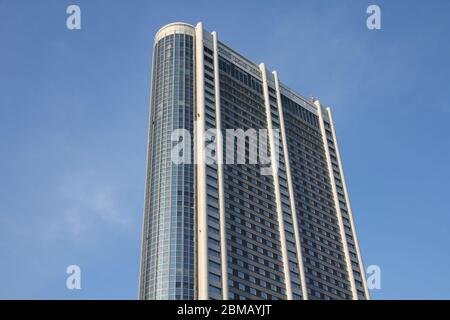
xmin=18 ymin=169 xmax=135 ymax=244
xmin=56 ymin=170 xmax=131 ymax=239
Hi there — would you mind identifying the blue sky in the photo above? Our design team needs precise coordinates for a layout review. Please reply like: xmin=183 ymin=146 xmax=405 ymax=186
xmin=0 ymin=0 xmax=449 ymax=299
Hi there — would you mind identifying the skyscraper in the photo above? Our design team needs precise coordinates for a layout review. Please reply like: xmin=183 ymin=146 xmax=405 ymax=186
xmin=138 ymin=22 xmax=370 ymax=300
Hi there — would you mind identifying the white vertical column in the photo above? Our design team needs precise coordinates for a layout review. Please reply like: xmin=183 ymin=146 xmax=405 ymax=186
xmin=315 ymin=99 xmax=357 ymax=300
xmin=195 ymin=22 xmax=209 ymax=300
xmin=326 ymin=108 xmax=371 ymax=300
xmin=211 ymin=31 xmax=229 ymax=300
xmin=272 ymin=71 xmax=308 ymax=300
xmin=259 ymin=63 xmax=293 ymax=300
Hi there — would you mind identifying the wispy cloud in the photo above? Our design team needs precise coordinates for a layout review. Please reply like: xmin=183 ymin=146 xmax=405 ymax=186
xmin=44 ymin=170 xmax=132 ymax=241
xmin=0 ymin=167 xmax=139 ymax=298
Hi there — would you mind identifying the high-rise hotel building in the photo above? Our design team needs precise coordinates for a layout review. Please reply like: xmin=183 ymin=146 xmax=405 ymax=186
xmin=139 ymin=22 xmax=370 ymax=300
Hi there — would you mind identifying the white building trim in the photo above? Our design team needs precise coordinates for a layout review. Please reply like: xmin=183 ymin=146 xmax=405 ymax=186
xmin=326 ymin=108 xmax=371 ymax=300
xmin=260 ymin=63 xmax=293 ymax=300
xmin=272 ymin=70 xmax=309 ymax=300
xmin=195 ymin=22 xmax=209 ymax=300
xmin=154 ymin=22 xmax=195 ymax=43
xmin=315 ymin=100 xmax=358 ymax=300
xmin=211 ymin=31 xmax=229 ymax=300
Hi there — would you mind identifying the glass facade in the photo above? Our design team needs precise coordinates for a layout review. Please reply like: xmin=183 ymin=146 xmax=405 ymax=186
xmin=203 ymin=46 xmax=224 ymax=300
xmin=139 ymin=29 xmax=195 ymax=300
xmin=218 ymin=57 xmax=287 ymax=300
xmin=139 ymin=22 xmax=369 ymax=300
xmin=282 ymin=96 xmax=353 ymax=299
